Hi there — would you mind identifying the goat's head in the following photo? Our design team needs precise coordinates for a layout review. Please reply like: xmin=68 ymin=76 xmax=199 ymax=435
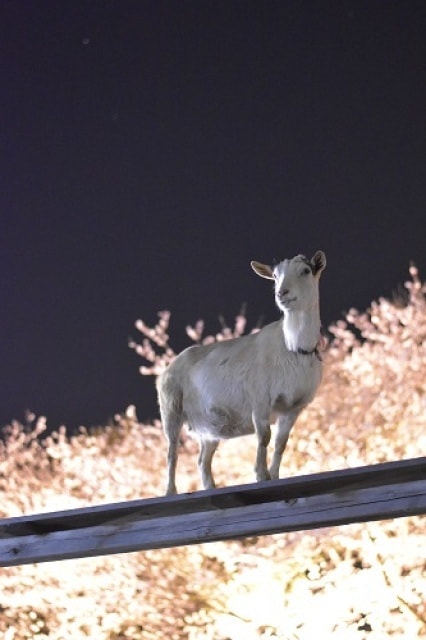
xmin=251 ymin=251 xmax=326 ymax=313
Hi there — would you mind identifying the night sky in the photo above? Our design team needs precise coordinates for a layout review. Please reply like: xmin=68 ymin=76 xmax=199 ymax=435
xmin=2 ymin=1 xmax=425 ymax=429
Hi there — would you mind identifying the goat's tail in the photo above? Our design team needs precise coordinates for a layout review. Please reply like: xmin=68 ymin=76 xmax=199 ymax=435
xmin=156 ymin=368 xmax=183 ymax=422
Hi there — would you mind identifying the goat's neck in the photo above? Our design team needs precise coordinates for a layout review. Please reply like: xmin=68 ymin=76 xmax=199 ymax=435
xmin=282 ymin=306 xmax=321 ymax=353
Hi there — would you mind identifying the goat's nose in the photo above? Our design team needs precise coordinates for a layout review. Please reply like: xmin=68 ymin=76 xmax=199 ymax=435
xmin=279 ymin=288 xmax=289 ymax=298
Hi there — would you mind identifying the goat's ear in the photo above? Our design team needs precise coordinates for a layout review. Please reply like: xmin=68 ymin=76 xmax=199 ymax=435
xmin=251 ymin=261 xmax=274 ymax=280
xmin=311 ymin=251 xmax=326 ymax=276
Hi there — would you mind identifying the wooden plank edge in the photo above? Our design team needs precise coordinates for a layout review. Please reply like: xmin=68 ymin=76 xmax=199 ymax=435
xmin=0 ymin=479 xmax=424 ymax=567
xmin=1 ymin=457 xmax=425 ymax=537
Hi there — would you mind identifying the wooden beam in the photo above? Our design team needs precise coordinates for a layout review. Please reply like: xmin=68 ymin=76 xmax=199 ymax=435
xmin=0 ymin=458 xmax=425 ymax=567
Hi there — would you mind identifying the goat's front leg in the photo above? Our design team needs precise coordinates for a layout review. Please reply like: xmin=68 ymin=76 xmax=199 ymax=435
xmin=269 ymin=410 xmax=300 ymax=479
xmin=198 ymin=438 xmax=219 ymax=490
xmin=252 ymin=412 xmax=271 ymax=481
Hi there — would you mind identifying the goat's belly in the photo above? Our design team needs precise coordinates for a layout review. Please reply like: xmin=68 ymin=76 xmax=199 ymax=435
xmin=187 ymin=405 xmax=254 ymax=440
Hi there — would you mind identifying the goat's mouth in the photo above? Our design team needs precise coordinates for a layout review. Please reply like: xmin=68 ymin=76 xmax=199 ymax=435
xmin=278 ymin=296 xmax=297 ymax=308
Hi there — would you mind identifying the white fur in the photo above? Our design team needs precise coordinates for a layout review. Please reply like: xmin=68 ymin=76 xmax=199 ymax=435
xmin=157 ymin=251 xmax=327 ymax=494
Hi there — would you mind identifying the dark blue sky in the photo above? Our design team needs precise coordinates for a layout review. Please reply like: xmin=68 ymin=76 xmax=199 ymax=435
xmin=1 ymin=1 xmax=425 ymax=429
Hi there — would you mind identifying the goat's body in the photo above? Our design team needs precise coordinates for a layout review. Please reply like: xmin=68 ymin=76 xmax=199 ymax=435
xmin=158 ymin=321 xmax=321 ymax=439
xmin=157 ymin=251 xmax=327 ymax=494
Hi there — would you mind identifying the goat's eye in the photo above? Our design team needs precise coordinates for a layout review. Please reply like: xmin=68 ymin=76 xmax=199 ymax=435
xmin=301 ymin=267 xmax=311 ymax=276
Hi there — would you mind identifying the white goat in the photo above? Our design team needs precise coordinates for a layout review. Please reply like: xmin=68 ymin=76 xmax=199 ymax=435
xmin=157 ymin=251 xmax=326 ymax=494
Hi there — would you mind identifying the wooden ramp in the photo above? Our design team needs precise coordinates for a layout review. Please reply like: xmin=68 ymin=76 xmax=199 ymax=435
xmin=0 ymin=457 xmax=425 ymax=567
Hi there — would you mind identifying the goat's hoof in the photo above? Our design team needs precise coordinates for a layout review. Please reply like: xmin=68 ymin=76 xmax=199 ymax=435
xmin=165 ymin=486 xmax=177 ymax=496
xmin=256 ymin=471 xmax=271 ymax=482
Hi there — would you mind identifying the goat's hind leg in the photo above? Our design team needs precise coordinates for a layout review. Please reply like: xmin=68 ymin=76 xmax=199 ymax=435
xmin=163 ymin=413 xmax=183 ymax=495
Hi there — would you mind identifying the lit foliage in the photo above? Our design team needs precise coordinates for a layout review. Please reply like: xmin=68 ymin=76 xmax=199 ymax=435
xmin=1 ymin=267 xmax=425 ymax=638
xmin=128 ymin=305 xmax=252 ymax=376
